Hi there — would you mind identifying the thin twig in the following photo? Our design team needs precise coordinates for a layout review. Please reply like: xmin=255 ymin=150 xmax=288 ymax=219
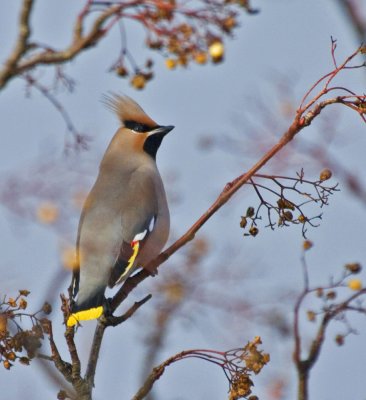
xmin=23 ymin=73 xmax=89 ymax=151
xmin=105 ymin=294 xmax=152 ymax=327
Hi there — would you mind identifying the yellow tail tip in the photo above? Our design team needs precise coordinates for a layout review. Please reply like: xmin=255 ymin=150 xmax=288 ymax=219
xmin=67 ymin=306 xmax=104 ymax=327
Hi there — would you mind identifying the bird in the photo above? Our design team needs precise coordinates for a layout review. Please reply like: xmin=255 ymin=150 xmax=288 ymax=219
xmin=67 ymin=94 xmax=174 ymax=327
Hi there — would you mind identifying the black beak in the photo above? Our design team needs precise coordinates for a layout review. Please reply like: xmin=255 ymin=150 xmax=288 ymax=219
xmin=148 ymin=125 xmax=175 ymax=137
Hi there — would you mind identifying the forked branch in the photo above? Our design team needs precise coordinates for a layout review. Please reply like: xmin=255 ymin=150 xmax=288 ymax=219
xmin=79 ymin=44 xmax=366 ymax=399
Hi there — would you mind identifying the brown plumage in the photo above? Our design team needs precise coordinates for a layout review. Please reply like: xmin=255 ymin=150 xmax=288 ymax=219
xmin=67 ymin=94 xmax=174 ymax=327
xmin=102 ymin=94 xmax=157 ymax=128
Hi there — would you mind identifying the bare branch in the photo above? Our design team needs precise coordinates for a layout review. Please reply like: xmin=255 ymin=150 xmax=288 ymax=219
xmin=85 ymin=323 xmax=106 ymax=388
xmin=0 ymin=0 xmax=34 ymax=88
xmin=46 ymin=319 xmax=73 ymax=383
xmin=0 ymin=2 xmax=133 ymax=89
xmin=133 ymin=338 xmax=269 ymax=400
xmin=23 ymin=73 xmax=90 ymax=152
xmin=60 ymin=45 xmax=365 ymax=400
xmin=114 ymin=92 xmax=365 ymax=313
xmin=105 ymin=294 xmax=152 ymax=327
xmin=83 ymin=293 xmax=151 ymax=391
xmin=293 ymin=252 xmax=366 ymax=400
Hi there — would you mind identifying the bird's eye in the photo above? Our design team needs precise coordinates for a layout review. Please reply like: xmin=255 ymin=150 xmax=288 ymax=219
xmin=124 ymin=120 xmax=150 ymax=133
xmin=134 ymin=123 xmax=146 ymax=132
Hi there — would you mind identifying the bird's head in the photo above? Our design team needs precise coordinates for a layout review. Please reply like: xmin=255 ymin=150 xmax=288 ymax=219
xmin=103 ymin=94 xmax=174 ymax=160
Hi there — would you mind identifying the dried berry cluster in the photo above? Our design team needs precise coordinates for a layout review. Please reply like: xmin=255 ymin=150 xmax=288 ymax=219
xmin=108 ymin=0 xmax=258 ymax=89
xmin=240 ymin=169 xmax=338 ymax=238
xmin=300 ymin=244 xmax=364 ymax=350
xmin=227 ymin=337 xmax=270 ymax=400
xmin=0 ymin=291 xmax=52 ymax=370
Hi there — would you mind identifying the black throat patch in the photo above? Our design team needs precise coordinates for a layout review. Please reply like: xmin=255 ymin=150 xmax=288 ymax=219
xmin=143 ymin=134 xmax=164 ymax=159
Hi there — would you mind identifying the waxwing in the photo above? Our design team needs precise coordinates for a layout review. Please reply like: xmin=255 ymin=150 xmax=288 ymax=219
xmin=67 ymin=95 xmax=173 ymax=327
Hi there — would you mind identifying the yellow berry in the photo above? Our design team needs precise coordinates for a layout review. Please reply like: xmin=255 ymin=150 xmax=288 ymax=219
xmin=3 ymin=360 xmax=11 ymax=370
xmin=223 ymin=16 xmax=236 ymax=32
xmin=194 ymin=52 xmax=208 ymax=65
xmin=61 ymin=247 xmax=79 ymax=270
xmin=303 ymin=240 xmax=313 ymax=250
xmin=6 ymin=352 xmax=16 ymax=361
xmin=130 ymin=74 xmax=146 ymax=90
xmin=36 ymin=202 xmax=59 ymax=224
xmin=209 ymin=41 xmax=224 ymax=62
xmin=347 ymin=279 xmax=362 ymax=291
xmin=165 ymin=58 xmax=177 ymax=70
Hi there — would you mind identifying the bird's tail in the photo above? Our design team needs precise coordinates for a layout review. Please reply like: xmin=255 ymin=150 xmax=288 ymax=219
xmin=67 ymin=290 xmax=105 ymax=327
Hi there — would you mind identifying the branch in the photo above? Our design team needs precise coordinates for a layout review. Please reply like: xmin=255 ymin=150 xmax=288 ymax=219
xmin=23 ymin=73 xmax=90 ymax=152
xmin=66 ymin=45 xmax=365 ymax=400
xmin=0 ymin=2 xmax=134 ymax=89
xmin=59 ymin=295 xmax=82 ymax=383
xmin=109 ymin=116 xmax=307 ymax=310
xmin=85 ymin=323 xmax=106 ymax=388
xmin=293 ymin=250 xmax=366 ymax=400
xmin=46 ymin=320 xmax=73 ymax=383
xmin=84 ymin=294 xmax=151 ymax=389
xmin=133 ymin=339 xmax=269 ymax=400
xmin=113 ymin=95 xmax=365 ymax=311
xmin=0 ymin=0 xmax=34 ymax=88
xmin=306 ymin=288 xmax=366 ymax=368
xmin=132 ymin=364 xmax=166 ymax=400
xmin=105 ymin=293 xmax=152 ymax=327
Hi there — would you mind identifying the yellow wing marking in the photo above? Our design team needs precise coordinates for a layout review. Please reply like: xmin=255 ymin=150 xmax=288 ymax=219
xmin=116 ymin=240 xmax=140 ymax=284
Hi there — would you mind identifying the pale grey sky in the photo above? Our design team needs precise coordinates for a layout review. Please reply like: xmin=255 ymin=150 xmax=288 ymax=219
xmin=1 ymin=1 xmax=366 ymax=399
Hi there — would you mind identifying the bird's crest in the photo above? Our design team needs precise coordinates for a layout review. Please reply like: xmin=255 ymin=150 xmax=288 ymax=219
xmin=102 ymin=93 xmax=157 ymax=128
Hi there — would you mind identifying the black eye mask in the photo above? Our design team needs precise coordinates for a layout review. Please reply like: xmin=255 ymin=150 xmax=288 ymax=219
xmin=124 ymin=120 xmax=156 ymax=132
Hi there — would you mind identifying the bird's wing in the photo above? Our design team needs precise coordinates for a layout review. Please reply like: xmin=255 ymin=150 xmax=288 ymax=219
xmin=108 ymin=216 xmax=156 ymax=287
xmin=108 ymin=167 xmax=159 ymax=286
